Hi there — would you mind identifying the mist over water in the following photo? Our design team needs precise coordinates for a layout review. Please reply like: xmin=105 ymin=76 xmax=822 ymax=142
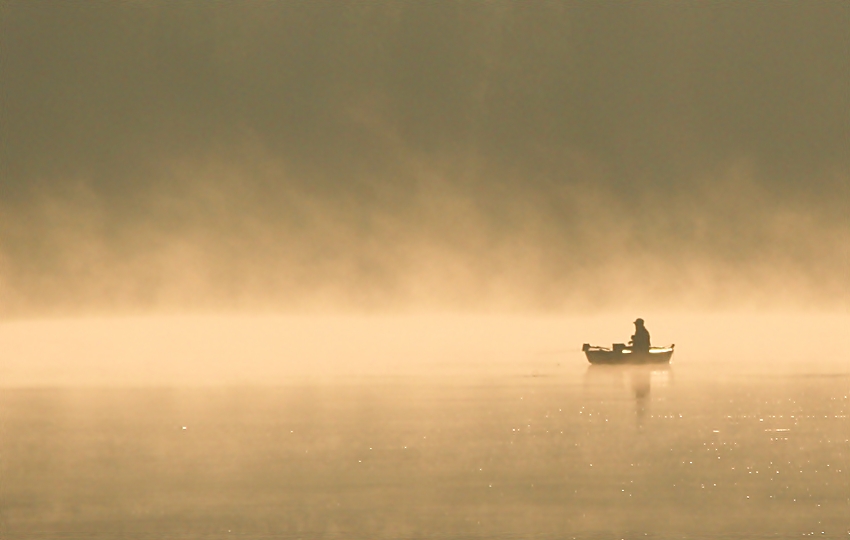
xmin=1 ymin=2 xmax=848 ymax=314
xmin=1 ymin=3 xmax=849 ymax=538
xmin=1 ymin=313 xmax=848 ymax=387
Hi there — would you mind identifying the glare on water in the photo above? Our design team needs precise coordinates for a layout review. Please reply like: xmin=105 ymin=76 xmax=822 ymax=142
xmin=0 ymin=314 xmax=847 ymax=539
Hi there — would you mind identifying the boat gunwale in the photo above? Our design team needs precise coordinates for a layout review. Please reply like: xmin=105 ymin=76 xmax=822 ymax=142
xmin=582 ymin=344 xmax=675 ymax=365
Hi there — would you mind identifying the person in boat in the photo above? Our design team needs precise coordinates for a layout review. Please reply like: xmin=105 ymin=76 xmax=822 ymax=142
xmin=629 ymin=318 xmax=651 ymax=352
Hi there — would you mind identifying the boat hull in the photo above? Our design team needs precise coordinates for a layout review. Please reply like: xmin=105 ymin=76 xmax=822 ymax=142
xmin=584 ymin=349 xmax=673 ymax=365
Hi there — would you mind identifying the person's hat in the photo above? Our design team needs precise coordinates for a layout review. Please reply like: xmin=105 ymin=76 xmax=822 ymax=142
xmin=634 ymin=318 xmax=644 ymax=324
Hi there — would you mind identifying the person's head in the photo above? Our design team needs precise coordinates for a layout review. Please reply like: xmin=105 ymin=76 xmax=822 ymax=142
xmin=634 ymin=318 xmax=645 ymax=326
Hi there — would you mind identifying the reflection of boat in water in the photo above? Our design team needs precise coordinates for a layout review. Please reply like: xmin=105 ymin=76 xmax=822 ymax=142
xmin=583 ymin=363 xmax=673 ymax=427
xmin=582 ymin=343 xmax=674 ymax=365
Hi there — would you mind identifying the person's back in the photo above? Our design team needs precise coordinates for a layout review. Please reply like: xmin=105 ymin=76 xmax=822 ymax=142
xmin=630 ymin=318 xmax=651 ymax=352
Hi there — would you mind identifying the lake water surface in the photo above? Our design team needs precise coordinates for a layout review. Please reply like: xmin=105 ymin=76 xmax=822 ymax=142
xmin=1 ymin=315 xmax=848 ymax=539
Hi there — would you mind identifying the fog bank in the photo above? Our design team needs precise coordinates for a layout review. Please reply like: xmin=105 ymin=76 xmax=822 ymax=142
xmin=2 ymin=2 xmax=848 ymax=315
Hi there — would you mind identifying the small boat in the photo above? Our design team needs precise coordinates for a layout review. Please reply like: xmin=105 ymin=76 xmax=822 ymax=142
xmin=582 ymin=342 xmax=674 ymax=365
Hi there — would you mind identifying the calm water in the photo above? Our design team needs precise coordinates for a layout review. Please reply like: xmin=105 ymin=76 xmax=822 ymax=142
xmin=2 ymin=362 xmax=848 ymax=539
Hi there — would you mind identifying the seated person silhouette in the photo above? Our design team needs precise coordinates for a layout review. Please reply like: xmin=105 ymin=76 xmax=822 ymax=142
xmin=629 ymin=318 xmax=651 ymax=352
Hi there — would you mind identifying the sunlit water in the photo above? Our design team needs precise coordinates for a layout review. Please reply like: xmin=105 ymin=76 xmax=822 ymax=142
xmin=1 ymin=315 xmax=848 ymax=538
